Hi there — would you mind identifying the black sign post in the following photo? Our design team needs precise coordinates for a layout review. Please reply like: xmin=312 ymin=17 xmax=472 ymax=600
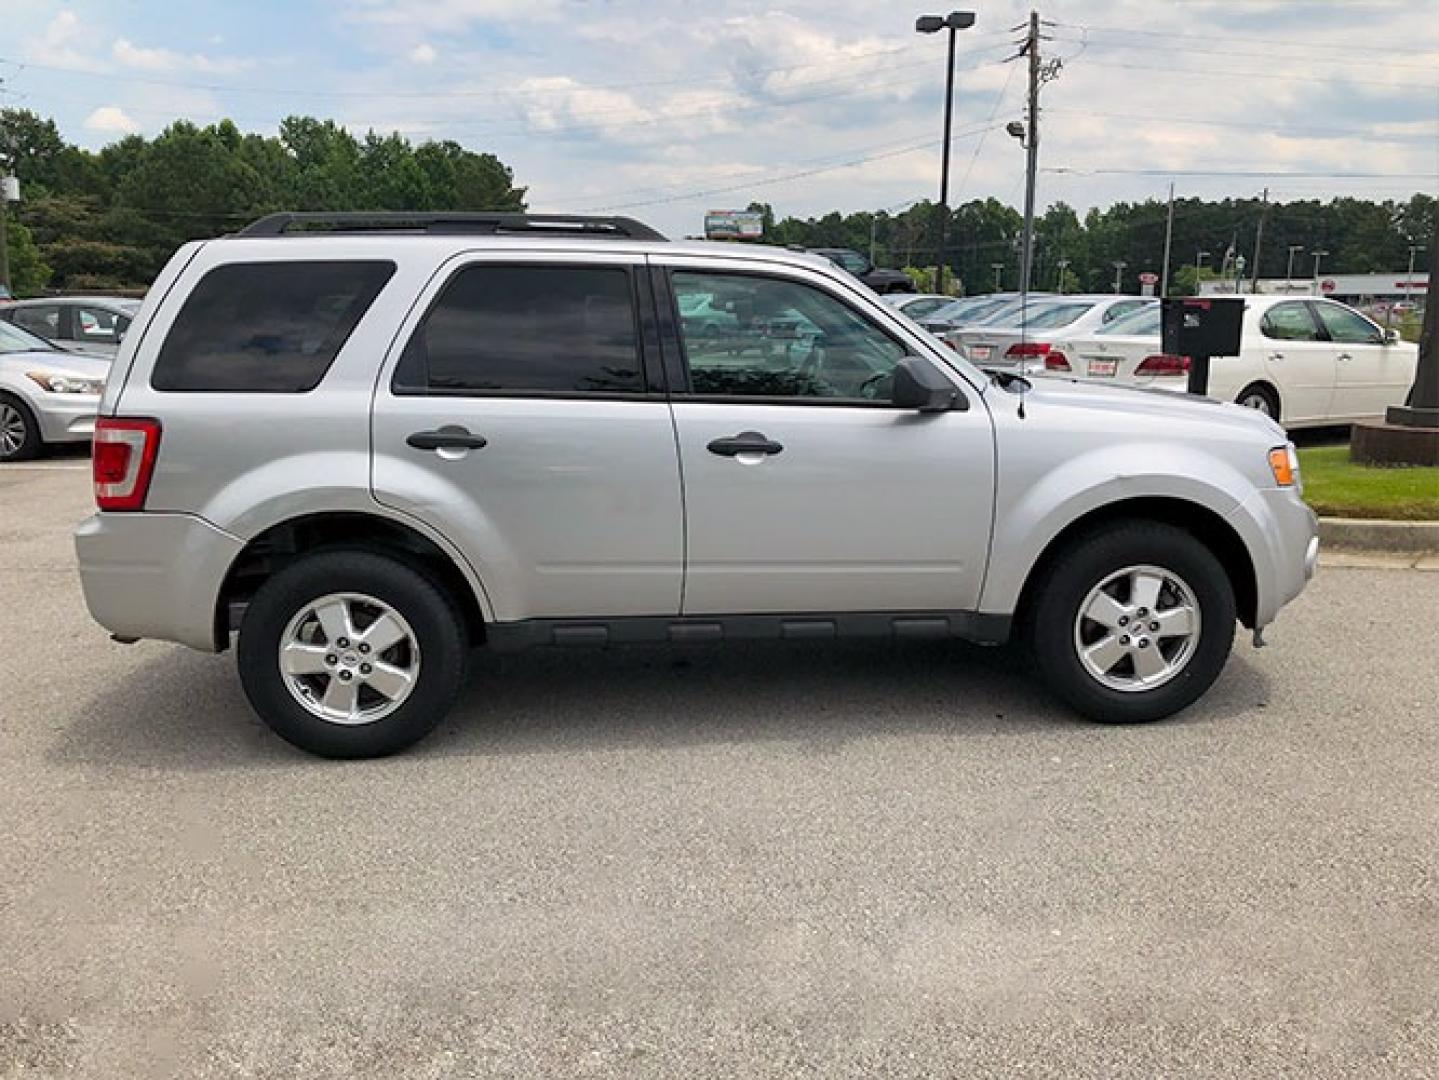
xmin=1161 ymin=297 xmax=1246 ymax=397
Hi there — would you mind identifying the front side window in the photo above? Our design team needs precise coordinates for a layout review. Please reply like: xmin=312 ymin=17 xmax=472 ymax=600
xmin=11 ymin=305 xmax=61 ymax=340
xmin=1313 ymin=302 xmax=1384 ymax=345
xmin=1260 ymin=302 xmax=1320 ymax=342
xmin=152 ymin=261 xmax=394 ymax=392
xmin=672 ymin=271 xmax=907 ymax=401
xmin=393 ymin=265 xmax=642 ymax=395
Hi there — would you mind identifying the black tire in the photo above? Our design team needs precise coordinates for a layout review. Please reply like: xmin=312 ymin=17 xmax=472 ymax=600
xmin=1028 ymin=521 xmax=1237 ymax=724
xmin=0 ymin=393 xmax=43 ymax=462
xmin=1235 ymin=382 xmax=1280 ymax=420
xmin=237 ymin=550 xmax=468 ymax=758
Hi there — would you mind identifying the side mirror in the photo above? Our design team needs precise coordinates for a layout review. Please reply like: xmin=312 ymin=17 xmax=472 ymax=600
xmin=891 ymin=356 xmax=961 ymax=412
xmin=1384 ymin=328 xmax=1400 ymax=346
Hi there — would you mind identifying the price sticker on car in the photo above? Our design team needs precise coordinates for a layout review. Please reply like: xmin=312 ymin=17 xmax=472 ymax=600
xmin=1087 ymin=358 xmax=1118 ymax=377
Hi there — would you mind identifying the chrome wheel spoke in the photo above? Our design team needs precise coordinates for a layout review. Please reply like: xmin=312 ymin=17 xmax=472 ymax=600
xmin=365 ymin=661 xmax=414 ymax=702
xmin=312 ymin=599 xmax=355 ymax=645
xmin=1152 ymin=605 xmax=1196 ymax=638
xmin=1083 ymin=634 xmax=1129 ymax=675
xmin=280 ymin=641 xmax=331 ymax=676
xmin=1082 ymin=590 xmax=1129 ymax=630
xmin=359 ymin=613 xmax=407 ymax=654
xmin=1131 ymin=643 xmax=1168 ymax=681
xmin=1129 ymin=570 xmax=1164 ymax=614
xmin=321 ymin=674 xmax=360 ymax=717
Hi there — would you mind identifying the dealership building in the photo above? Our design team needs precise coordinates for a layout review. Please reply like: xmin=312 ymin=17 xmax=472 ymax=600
xmin=1199 ymin=272 xmax=1429 ymax=305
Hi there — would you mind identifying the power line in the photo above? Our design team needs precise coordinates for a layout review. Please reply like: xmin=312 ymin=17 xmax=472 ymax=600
xmin=1070 ymin=57 xmax=1439 ymax=91
xmin=1044 ymin=107 xmax=1439 ymax=144
xmin=1049 ymin=20 xmax=1435 ymax=58
xmin=1052 ymin=35 xmax=1436 ymax=73
xmin=1046 ymin=167 xmax=1436 ymax=179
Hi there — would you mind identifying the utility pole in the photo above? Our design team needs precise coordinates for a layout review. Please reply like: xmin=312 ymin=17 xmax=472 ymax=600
xmin=1250 ymin=187 xmax=1269 ymax=292
xmin=1017 ymin=10 xmax=1042 ymax=304
xmin=1055 ymin=257 xmax=1070 ymax=294
xmin=1112 ymin=260 xmax=1127 ymax=294
xmin=1160 ymin=181 xmax=1175 ymax=297
xmin=1312 ymin=249 xmax=1329 ymax=294
xmin=991 ymin=262 xmax=1003 ymax=291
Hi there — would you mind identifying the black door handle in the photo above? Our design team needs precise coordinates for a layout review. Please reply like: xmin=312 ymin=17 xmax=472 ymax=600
xmin=407 ymin=426 xmax=488 ymax=451
xmin=707 ymin=431 xmax=784 ymax=457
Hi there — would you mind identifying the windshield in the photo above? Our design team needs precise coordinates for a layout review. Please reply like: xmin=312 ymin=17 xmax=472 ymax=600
xmin=0 ymin=319 xmax=59 ymax=354
xmin=924 ymin=295 xmax=1002 ymax=324
xmin=1097 ymin=303 xmax=1162 ymax=336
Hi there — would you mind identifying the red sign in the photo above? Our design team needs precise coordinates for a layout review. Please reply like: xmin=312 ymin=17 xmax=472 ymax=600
xmin=1320 ymin=279 xmax=1336 ymax=293
xmin=1138 ymin=272 xmax=1159 ymax=285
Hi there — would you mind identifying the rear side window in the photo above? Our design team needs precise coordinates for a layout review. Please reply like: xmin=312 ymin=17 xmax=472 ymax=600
xmin=392 ymin=265 xmax=642 ymax=395
xmin=151 ymin=261 xmax=395 ymax=392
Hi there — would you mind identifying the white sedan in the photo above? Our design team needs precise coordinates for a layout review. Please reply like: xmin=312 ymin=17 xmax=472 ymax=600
xmin=948 ymin=295 xmax=1153 ymax=366
xmin=1045 ymin=296 xmax=1418 ymax=428
xmin=880 ymin=292 xmax=956 ymax=321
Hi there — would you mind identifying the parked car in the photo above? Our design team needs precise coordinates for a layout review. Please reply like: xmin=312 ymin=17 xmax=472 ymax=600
xmin=75 ymin=211 xmax=1317 ymax=758
xmin=1047 ymin=295 xmax=1419 ymax=428
xmin=0 ymin=319 xmax=109 ymax=461
xmin=0 ymin=296 xmax=142 ymax=359
xmin=807 ymin=248 xmax=915 ymax=294
xmin=949 ymin=295 xmax=1154 ymax=367
xmin=917 ymin=292 xmax=1051 ymax=337
xmin=882 ymin=292 xmax=954 ymax=320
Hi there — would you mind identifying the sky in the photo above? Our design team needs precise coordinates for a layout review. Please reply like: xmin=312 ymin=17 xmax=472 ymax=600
xmin=2 ymin=0 xmax=1436 ymax=237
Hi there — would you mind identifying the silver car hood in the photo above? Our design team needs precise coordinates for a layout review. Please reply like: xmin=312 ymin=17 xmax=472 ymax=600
xmin=994 ymin=371 xmax=1284 ymax=438
xmin=0 ymin=350 xmax=112 ymax=378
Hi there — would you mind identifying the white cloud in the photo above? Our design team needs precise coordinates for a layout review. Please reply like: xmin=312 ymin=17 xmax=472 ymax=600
xmin=23 ymin=10 xmax=92 ymax=68
xmin=83 ymin=106 xmax=140 ymax=135
xmin=408 ymin=43 xmax=438 ymax=64
xmin=346 ymin=0 xmax=564 ymax=30
xmin=112 ymin=38 xmax=254 ymax=75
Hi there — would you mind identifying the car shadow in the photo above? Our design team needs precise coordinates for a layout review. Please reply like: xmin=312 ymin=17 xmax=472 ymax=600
xmin=52 ymin=637 xmax=1273 ymax=772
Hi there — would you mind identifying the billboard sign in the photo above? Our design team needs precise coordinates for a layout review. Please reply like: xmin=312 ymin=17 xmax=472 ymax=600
xmin=704 ymin=210 xmax=764 ymax=240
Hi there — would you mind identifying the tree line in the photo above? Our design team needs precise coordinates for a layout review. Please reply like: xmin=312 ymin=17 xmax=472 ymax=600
xmin=0 ymin=108 xmax=526 ymax=293
xmin=0 ymin=107 xmax=1431 ymax=297
xmin=748 ymin=192 xmax=1434 ymax=296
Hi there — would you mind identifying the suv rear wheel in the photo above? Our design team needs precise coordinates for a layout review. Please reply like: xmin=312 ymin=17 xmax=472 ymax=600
xmin=1029 ymin=522 xmax=1236 ymax=723
xmin=237 ymin=550 xmax=468 ymax=757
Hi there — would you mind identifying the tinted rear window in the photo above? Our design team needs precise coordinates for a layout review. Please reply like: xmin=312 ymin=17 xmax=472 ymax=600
xmin=393 ymin=264 xmax=642 ymax=395
xmin=151 ymin=261 xmax=394 ymax=392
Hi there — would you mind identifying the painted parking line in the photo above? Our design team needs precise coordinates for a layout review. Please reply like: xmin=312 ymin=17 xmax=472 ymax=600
xmin=0 ymin=464 xmax=90 ymax=471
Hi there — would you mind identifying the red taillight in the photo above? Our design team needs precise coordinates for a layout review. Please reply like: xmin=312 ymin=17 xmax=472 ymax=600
xmin=1134 ymin=353 xmax=1191 ymax=376
xmin=93 ymin=417 xmax=161 ymax=511
xmin=1005 ymin=342 xmax=1051 ymax=358
xmin=1043 ymin=351 xmax=1071 ymax=371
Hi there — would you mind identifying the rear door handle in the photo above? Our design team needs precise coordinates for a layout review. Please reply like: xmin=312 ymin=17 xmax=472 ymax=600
xmin=707 ymin=431 xmax=784 ymax=457
xmin=407 ymin=426 xmax=488 ymax=451
xmin=1268 ymin=352 xmax=1285 ymax=361
xmin=1337 ymin=352 xmax=1353 ymax=361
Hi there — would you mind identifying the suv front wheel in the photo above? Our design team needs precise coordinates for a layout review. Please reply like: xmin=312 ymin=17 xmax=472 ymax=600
xmin=1029 ymin=522 xmax=1236 ymax=723
xmin=237 ymin=550 xmax=468 ymax=757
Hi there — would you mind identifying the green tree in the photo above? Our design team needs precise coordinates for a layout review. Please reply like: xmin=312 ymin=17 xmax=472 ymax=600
xmin=3 ymin=211 xmax=52 ymax=293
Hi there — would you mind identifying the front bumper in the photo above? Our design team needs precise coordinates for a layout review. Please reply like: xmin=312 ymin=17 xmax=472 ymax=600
xmin=1227 ymin=486 xmax=1320 ymax=629
xmin=75 ymin=512 xmax=245 ymax=652
xmin=33 ymin=392 xmax=100 ymax=444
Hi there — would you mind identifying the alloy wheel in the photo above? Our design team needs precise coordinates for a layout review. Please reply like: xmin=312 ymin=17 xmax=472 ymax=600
xmin=0 ymin=403 xmax=28 ymax=457
xmin=1073 ymin=564 xmax=1202 ymax=693
xmin=278 ymin=592 xmax=421 ymax=725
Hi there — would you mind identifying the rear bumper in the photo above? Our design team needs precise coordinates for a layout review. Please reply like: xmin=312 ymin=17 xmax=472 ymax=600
xmin=1227 ymin=486 xmax=1320 ymax=628
xmin=35 ymin=393 xmax=100 ymax=444
xmin=74 ymin=512 xmax=244 ymax=652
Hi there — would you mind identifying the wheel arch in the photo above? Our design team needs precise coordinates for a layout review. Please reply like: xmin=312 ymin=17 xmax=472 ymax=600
xmin=1013 ymin=496 xmax=1259 ymax=630
xmin=1235 ymin=380 xmax=1281 ymax=419
xmin=215 ymin=511 xmax=491 ymax=651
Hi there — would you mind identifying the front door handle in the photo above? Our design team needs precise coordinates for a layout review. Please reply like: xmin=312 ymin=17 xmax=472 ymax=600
xmin=1337 ymin=352 xmax=1354 ymax=362
xmin=707 ymin=431 xmax=784 ymax=457
xmin=1268 ymin=352 xmax=1285 ymax=361
xmin=407 ymin=426 xmax=488 ymax=451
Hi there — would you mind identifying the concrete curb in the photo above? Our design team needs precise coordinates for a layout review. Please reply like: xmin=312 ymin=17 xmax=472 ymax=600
xmin=1319 ymin=516 xmax=1439 ymax=554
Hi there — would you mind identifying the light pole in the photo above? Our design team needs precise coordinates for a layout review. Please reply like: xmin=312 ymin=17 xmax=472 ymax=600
xmin=916 ymin=11 xmax=976 ymax=295
xmin=1311 ymin=249 xmax=1329 ymax=294
xmin=1286 ymin=244 xmax=1304 ymax=284
xmin=991 ymin=262 xmax=1003 ymax=291
xmin=0 ymin=174 xmax=19 ymax=295
xmin=1406 ymin=244 xmax=1424 ymax=307
xmin=1055 ymin=257 xmax=1070 ymax=294
xmin=1112 ymin=260 xmax=1127 ymax=295
xmin=1194 ymin=250 xmax=1210 ymax=293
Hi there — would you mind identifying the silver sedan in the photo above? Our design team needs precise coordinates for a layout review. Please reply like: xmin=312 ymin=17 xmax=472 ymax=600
xmin=0 ymin=320 xmax=109 ymax=461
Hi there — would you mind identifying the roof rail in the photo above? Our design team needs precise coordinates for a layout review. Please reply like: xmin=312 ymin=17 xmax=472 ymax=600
xmin=236 ymin=212 xmax=667 ymax=241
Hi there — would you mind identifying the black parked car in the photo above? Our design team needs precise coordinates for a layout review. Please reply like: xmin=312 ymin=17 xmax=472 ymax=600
xmin=809 ymin=248 xmax=915 ymax=294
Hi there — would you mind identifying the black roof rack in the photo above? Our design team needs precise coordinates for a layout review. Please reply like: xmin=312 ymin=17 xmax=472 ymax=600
xmin=236 ymin=211 xmax=667 ymax=241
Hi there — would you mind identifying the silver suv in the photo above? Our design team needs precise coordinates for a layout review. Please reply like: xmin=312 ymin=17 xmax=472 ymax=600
xmin=75 ymin=212 xmax=1319 ymax=758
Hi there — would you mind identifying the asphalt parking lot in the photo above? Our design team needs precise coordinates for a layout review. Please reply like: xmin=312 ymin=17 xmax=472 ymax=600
xmin=2 ymin=461 xmax=1437 ymax=1078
